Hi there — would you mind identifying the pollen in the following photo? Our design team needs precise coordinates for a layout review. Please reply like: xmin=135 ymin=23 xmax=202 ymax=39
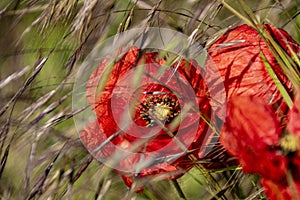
xmin=280 ymin=134 xmax=299 ymax=153
xmin=154 ymin=103 xmax=172 ymax=121
xmin=137 ymin=93 xmax=180 ymax=127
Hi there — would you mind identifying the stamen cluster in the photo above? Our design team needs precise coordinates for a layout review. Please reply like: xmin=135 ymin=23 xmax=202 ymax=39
xmin=138 ymin=93 xmax=180 ymax=127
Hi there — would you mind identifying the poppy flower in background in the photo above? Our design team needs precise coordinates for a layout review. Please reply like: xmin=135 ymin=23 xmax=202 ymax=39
xmin=205 ymin=24 xmax=300 ymax=118
xmin=208 ymin=23 xmax=300 ymax=199
xmin=80 ymin=46 xmax=213 ymax=190
xmin=261 ymin=178 xmax=300 ymax=200
xmin=220 ymin=96 xmax=288 ymax=181
xmin=220 ymin=92 xmax=300 ymax=199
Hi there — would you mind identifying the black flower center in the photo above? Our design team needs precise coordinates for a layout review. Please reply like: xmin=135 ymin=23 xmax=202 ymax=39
xmin=137 ymin=93 xmax=181 ymax=127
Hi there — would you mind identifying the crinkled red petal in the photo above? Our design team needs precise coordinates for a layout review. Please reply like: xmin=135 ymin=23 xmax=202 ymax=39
xmin=261 ymin=178 xmax=300 ymax=200
xmin=287 ymin=89 xmax=300 ymax=137
xmin=220 ymin=96 xmax=288 ymax=181
xmin=86 ymin=46 xmax=140 ymax=117
xmin=206 ymin=24 xmax=299 ymax=118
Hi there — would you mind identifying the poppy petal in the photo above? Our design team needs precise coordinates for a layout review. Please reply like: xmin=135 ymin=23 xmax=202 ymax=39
xmin=287 ymin=88 xmax=300 ymax=137
xmin=261 ymin=178 xmax=300 ymax=200
xmin=206 ymin=24 xmax=299 ymax=118
xmin=220 ymin=96 xmax=288 ymax=181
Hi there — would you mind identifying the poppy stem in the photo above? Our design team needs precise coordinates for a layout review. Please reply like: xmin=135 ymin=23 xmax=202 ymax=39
xmin=172 ymin=179 xmax=187 ymax=200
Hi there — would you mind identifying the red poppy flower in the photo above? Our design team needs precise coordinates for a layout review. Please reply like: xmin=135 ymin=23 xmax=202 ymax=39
xmin=80 ymin=46 xmax=212 ymax=190
xmin=261 ymin=178 xmax=300 ymax=200
xmin=220 ymin=96 xmax=288 ymax=182
xmin=205 ymin=24 xmax=299 ymax=118
xmin=220 ymin=91 xmax=300 ymax=199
